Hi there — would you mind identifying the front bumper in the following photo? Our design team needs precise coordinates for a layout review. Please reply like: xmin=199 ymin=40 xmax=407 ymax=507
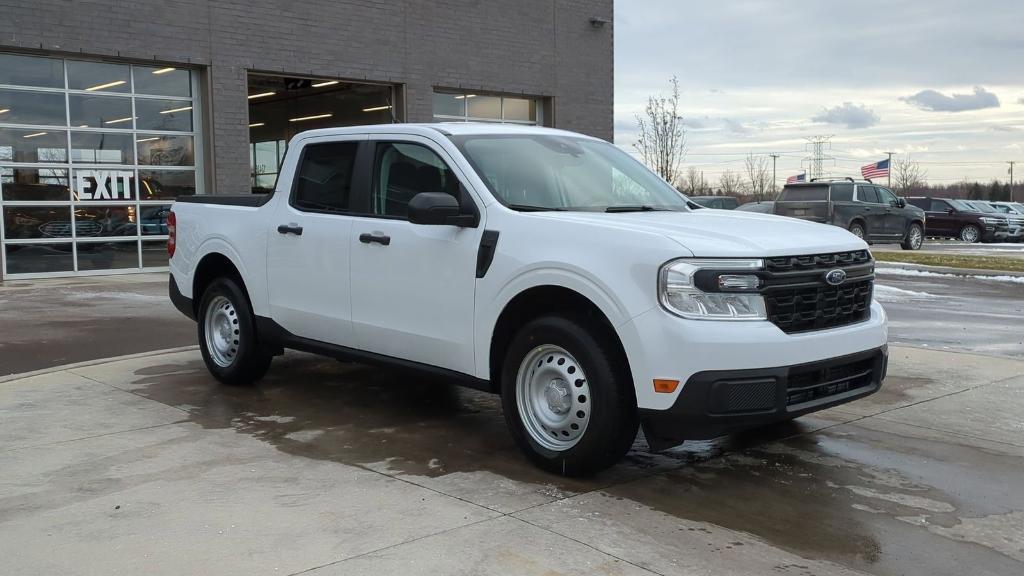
xmin=639 ymin=346 xmax=887 ymax=449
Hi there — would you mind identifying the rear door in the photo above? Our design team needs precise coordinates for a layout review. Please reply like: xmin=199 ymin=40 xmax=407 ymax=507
xmin=347 ymin=135 xmax=484 ymax=375
xmin=854 ymin=185 xmax=889 ymax=239
xmin=266 ymin=135 xmax=367 ymax=346
xmin=774 ymin=185 xmax=830 ymax=222
xmin=924 ymin=199 xmax=954 ymax=236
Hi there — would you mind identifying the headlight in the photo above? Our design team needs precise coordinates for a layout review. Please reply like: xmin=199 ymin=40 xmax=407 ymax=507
xmin=658 ymin=258 xmax=767 ymax=320
xmin=980 ymin=217 xmax=999 ymax=224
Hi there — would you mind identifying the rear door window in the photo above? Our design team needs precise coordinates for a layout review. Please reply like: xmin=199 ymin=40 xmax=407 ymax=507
xmin=291 ymin=141 xmax=360 ymax=213
xmin=778 ymin=186 xmax=828 ymax=201
xmin=856 ymin=185 xmax=880 ymax=203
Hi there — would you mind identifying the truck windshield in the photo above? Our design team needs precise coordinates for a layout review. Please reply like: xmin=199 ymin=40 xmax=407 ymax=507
xmin=450 ymin=134 xmax=690 ymax=212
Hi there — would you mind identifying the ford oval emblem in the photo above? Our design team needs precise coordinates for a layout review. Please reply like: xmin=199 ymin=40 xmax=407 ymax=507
xmin=825 ymin=268 xmax=847 ymax=286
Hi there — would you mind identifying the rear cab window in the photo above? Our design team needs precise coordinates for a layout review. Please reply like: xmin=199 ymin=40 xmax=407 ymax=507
xmin=291 ymin=141 xmax=360 ymax=213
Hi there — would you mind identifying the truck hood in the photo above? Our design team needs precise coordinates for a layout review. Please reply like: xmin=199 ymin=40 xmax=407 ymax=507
xmin=538 ymin=209 xmax=867 ymax=257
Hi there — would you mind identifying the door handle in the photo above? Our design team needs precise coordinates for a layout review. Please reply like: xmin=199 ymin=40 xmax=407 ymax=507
xmin=277 ymin=224 xmax=303 ymax=235
xmin=359 ymin=232 xmax=391 ymax=246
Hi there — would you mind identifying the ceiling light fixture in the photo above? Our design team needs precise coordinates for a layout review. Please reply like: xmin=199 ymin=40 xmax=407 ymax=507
xmin=362 ymin=105 xmax=392 ymax=112
xmin=248 ymin=91 xmax=275 ymax=100
xmin=85 ymin=80 xmax=127 ymax=91
xmin=288 ymin=113 xmax=333 ymax=122
xmin=454 ymin=94 xmax=477 ymax=99
xmin=159 ymin=106 xmax=193 ymax=115
xmin=136 ymin=137 xmax=160 ymax=143
xmin=0 ymin=108 xmax=9 ymax=114
xmin=152 ymin=67 xmax=176 ymax=75
xmin=23 ymin=132 xmax=47 ymax=138
xmin=248 ymin=122 xmax=265 ymax=128
xmin=312 ymin=80 xmax=339 ymax=88
xmin=104 ymin=116 xmax=135 ymax=125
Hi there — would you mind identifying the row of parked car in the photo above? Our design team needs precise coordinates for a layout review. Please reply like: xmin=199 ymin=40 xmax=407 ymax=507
xmin=690 ymin=180 xmax=1024 ymax=248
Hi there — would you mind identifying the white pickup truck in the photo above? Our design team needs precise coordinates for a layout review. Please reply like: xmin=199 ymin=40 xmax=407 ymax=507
xmin=169 ymin=123 xmax=888 ymax=475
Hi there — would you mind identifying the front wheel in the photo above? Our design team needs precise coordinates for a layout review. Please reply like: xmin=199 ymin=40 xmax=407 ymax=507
xmin=960 ymin=224 xmax=981 ymax=243
xmin=901 ymin=223 xmax=924 ymax=250
xmin=500 ymin=315 xmax=638 ymax=476
xmin=198 ymin=277 xmax=272 ymax=386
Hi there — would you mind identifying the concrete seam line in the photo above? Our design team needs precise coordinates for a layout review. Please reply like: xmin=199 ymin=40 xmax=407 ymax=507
xmin=0 ymin=420 xmax=188 ymax=455
xmin=869 ymin=414 xmax=1024 ymax=450
xmin=514 ymin=515 xmax=670 ymax=576
xmin=0 ymin=346 xmax=199 ymax=385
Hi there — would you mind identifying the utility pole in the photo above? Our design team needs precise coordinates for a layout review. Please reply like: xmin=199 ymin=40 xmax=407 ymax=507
xmin=769 ymin=153 xmax=779 ymax=196
xmin=885 ymin=151 xmax=895 ymax=188
xmin=1009 ymin=161 xmax=1016 ymax=202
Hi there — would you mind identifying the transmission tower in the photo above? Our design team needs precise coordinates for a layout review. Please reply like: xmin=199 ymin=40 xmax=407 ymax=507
xmin=803 ymin=135 xmax=835 ymax=180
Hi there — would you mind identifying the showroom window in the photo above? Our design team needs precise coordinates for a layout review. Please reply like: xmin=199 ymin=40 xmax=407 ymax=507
xmin=248 ymin=73 xmax=396 ymax=193
xmin=0 ymin=53 xmax=203 ymax=278
xmin=432 ymin=90 xmax=544 ymax=125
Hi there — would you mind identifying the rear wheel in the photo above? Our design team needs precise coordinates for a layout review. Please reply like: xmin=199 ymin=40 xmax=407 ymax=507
xmin=198 ymin=277 xmax=272 ymax=386
xmin=901 ymin=223 xmax=924 ymax=250
xmin=960 ymin=224 xmax=980 ymax=243
xmin=849 ymin=222 xmax=866 ymax=240
xmin=501 ymin=315 xmax=638 ymax=476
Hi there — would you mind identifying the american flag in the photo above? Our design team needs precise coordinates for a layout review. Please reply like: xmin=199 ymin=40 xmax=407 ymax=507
xmin=861 ymin=159 xmax=890 ymax=180
xmin=786 ymin=173 xmax=806 ymax=184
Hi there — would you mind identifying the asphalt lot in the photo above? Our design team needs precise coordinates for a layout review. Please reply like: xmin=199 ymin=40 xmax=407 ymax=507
xmin=1 ymin=267 xmax=1022 ymax=575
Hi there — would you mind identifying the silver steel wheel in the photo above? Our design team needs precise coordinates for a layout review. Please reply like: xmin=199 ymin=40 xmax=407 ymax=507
xmin=516 ymin=344 xmax=592 ymax=451
xmin=850 ymin=224 xmax=865 ymax=239
xmin=909 ymin=226 xmax=923 ymax=249
xmin=960 ymin=225 xmax=980 ymax=243
xmin=204 ymin=295 xmax=240 ymax=368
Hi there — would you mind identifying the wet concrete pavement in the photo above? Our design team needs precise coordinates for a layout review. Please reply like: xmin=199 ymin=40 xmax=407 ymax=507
xmin=2 ymin=346 xmax=1022 ymax=575
xmin=0 ymin=273 xmax=195 ymax=376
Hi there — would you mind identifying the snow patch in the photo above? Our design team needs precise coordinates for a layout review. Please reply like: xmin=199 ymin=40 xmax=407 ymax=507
xmin=873 ymin=284 xmax=937 ymax=302
xmin=876 ymin=266 xmax=1024 ymax=284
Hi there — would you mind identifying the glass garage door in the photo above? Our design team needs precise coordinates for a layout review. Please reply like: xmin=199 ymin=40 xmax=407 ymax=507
xmin=0 ymin=53 xmax=203 ymax=278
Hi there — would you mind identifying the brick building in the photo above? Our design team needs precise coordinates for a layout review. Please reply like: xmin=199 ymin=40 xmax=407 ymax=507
xmin=0 ymin=0 xmax=613 ymax=278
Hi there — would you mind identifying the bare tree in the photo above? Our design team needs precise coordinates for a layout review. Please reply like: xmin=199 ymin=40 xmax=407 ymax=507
xmin=891 ymin=156 xmax=927 ymax=195
xmin=634 ymin=76 xmax=686 ymax=186
xmin=681 ymin=167 xmax=703 ymax=194
xmin=718 ymin=170 xmax=745 ymax=196
xmin=744 ymin=153 xmax=772 ymax=201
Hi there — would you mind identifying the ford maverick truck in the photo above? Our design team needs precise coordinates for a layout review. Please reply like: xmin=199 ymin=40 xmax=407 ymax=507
xmin=169 ymin=124 xmax=888 ymax=475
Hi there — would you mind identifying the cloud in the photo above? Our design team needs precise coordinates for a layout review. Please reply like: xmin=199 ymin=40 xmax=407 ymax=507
xmin=1019 ymin=97 xmax=1024 ymax=105
xmin=811 ymin=102 xmax=880 ymax=129
xmin=901 ymin=86 xmax=1000 ymax=112
xmin=722 ymin=118 xmax=751 ymax=134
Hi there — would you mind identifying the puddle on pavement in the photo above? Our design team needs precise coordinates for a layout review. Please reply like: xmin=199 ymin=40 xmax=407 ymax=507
xmin=128 ymin=353 xmax=1024 ymax=574
xmin=606 ymin=425 xmax=1024 ymax=575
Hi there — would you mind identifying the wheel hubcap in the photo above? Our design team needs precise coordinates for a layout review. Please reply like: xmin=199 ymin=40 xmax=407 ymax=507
xmin=516 ymin=344 xmax=591 ymax=451
xmin=204 ymin=295 xmax=240 ymax=368
xmin=852 ymin=226 xmax=864 ymax=239
xmin=963 ymin=227 xmax=979 ymax=242
xmin=911 ymin=228 xmax=922 ymax=248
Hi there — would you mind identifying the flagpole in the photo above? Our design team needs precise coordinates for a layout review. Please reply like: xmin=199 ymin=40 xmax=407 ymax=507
xmin=885 ymin=151 xmax=894 ymax=188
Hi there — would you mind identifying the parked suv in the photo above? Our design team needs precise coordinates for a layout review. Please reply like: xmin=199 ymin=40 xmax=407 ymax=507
xmin=774 ymin=178 xmax=926 ymax=250
xmin=962 ymin=201 xmax=1023 ymax=242
xmin=690 ymin=195 xmax=740 ymax=210
xmin=906 ymin=198 xmax=1009 ymax=243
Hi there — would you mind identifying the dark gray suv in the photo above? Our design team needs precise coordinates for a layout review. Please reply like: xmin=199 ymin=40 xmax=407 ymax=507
xmin=774 ymin=178 xmax=926 ymax=250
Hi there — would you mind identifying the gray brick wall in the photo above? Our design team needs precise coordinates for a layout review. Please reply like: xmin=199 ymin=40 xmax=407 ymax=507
xmin=0 ymin=0 xmax=613 ymax=193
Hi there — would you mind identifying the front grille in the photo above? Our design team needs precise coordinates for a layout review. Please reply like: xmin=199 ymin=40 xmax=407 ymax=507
xmin=786 ymin=356 xmax=875 ymax=406
xmin=761 ymin=250 xmax=873 ymax=334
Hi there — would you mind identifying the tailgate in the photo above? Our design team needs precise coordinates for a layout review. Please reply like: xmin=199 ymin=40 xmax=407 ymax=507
xmin=774 ymin=200 xmax=829 ymax=222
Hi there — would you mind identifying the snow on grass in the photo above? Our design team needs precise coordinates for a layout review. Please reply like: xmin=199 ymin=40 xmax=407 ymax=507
xmin=873 ymin=284 xmax=938 ymax=302
xmin=876 ymin=266 xmax=1024 ymax=284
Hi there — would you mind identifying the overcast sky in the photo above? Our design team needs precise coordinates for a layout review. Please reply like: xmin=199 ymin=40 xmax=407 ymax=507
xmin=614 ymin=0 xmax=1024 ymax=187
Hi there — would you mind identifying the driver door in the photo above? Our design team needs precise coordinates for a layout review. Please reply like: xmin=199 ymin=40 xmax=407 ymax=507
xmin=348 ymin=135 xmax=484 ymax=375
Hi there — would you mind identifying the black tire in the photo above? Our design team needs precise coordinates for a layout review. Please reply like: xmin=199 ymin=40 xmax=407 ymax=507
xmin=901 ymin=223 xmax=924 ymax=250
xmin=960 ymin=224 xmax=981 ymax=243
xmin=849 ymin=221 xmax=866 ymax=241
xmin=197 ymin=277 xmax=272 ymax=386
xmin=500 ymin=315 xmax=638 ymax=476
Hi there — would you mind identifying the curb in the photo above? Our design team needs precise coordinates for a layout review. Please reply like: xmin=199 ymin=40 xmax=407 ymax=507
xmin=0 ymin=345 xmax=199 ymax=384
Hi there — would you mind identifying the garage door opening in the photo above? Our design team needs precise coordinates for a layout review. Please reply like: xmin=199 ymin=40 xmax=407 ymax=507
xmin=247 ymin=74 xmax=398 ymax=192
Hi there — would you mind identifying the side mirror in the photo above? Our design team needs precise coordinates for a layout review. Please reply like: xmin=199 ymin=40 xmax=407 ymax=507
xmin=896 ymin=198 xmax=907 ymax=208
xmin=408 ymin=192 xmax=471 ymax=226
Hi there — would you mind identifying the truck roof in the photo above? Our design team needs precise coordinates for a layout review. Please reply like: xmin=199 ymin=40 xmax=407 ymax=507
xmin=293 ymin=122 xmax=602 ymax=141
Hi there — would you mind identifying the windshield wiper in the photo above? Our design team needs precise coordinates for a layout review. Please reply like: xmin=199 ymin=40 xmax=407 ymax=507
xmin=604 ymin=205 xmax=673 ymax=213
xmin=507 ymin=204 xmax=566 ymax=212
